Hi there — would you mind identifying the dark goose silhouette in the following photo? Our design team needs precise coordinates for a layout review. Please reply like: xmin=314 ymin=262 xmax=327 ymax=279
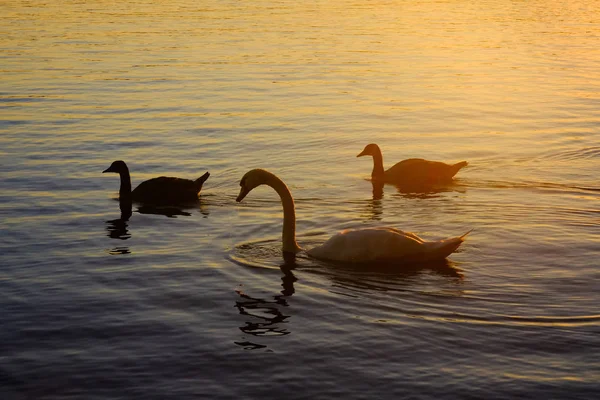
xmin=357 ymin=143 xmax=468 ymax=185
xmin=103 ymin=160 xmax=210 ymax=205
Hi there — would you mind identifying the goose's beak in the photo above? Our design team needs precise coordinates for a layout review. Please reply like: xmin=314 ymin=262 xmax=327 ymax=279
xmin=357 ymin=149 xmax=368 ymax=157
xmin=102 ymin=167 xmax=112 ymax=173
xmin=236 ymin=187 xmax=249 ymax=202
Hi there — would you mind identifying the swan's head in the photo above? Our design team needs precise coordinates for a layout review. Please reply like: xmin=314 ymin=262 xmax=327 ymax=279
xmin=236 ymin=169 xmax=272 ymax=202
xmin=103 ymin=160 xmax=129 ymax=174
xmin=357 ymin=143 xmax=380 ymax=158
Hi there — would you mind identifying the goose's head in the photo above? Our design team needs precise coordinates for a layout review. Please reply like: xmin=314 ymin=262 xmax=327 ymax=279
xmin=236 ymin=169 xmax=273 ymax=202
xmin=357 ymin=143 xmax=380 ymax=158
xmin=103 ymin=160 xmax=129 ymax=174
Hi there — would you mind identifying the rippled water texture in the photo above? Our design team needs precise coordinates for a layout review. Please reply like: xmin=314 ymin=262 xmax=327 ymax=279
xmin=1 ymin=1 xmax=599 ymax=399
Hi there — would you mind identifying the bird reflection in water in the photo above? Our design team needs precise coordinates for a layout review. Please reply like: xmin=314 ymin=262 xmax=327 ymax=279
xmin=325 ymin=258 xmax=464 ymax=295
xmin=105 ymin=196 xmax=132 ymax=254
xmin=234 ymin=258 xmax=298 ymax=350
xmin=383 ymin=179 xmax=466 ymax=200
xmin=393 ymin=181 xmax=465 ymax=200
xmin=105 ymin=193 xmax=211 ymax=255
xmin=136 ymin=197 xmax=210 ymax=218
xmin=137 ymin=205 xmax=192 ymax=218
xmin=362 ymin=180 xmax=385 ymax=220
xmin=362 ymin=179 xmax=467 ymax=220
xmin=363 ymin=179 xmax=468 ymax=221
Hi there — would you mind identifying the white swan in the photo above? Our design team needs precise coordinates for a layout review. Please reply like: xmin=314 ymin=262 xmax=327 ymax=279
xmin=236 ymin=169 xmax=470 ymax=263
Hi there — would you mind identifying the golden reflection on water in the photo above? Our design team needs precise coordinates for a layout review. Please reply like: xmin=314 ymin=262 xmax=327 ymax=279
xmin=4 ymin=0 xmax=599 ymax=172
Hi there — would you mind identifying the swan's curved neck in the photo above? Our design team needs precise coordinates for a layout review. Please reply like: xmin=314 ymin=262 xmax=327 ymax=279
xmin=265 ymin=173 xmax=301 ymax=254
xmin=371 ymin=146 xmax=385 ymax=179
xmin=119 ymin=169 xmax=132 ymax=197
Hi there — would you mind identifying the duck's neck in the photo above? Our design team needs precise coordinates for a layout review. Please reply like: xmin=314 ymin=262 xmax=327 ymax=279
xmin=265 ymin=173 xmax=301 ymax=254
xmin=118 ymin=169 xmax=132 ymax=197
xmin=371 ymin=146 xmax=385 ymax=180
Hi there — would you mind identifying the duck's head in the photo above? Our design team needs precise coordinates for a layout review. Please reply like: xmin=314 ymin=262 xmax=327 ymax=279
xmin=103 ymin=160 xmax=129 ymax=174
xmin=236 ymin=169 xmax=272 ymax=202
xmin=357 ymin=143 xmax=379 ymax=158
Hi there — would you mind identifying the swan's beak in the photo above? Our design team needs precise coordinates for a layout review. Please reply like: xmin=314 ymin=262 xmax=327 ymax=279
xmin=236 ymin=187 xmax=249 ymax=202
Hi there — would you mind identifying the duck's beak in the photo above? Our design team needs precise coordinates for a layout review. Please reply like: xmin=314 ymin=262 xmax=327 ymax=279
xmin=236 ymin=186 xmax=249 ymax=202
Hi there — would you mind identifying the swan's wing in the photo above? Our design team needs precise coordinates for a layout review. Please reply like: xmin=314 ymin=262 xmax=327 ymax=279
xmin=419 ymin=232 xmax=469 ymax=260
xmin=377 ymin=227 xmax=425 ymax=243
xmin=307 ymin=227 xmax=426 ymax=263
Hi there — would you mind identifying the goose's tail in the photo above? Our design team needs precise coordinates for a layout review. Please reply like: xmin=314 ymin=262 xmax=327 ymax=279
xmin=425 ymin=229 xmax=472 ymax=260
xmin=450 ymin=161 xmax=469 ymax=177
xmin=194 ymin=171 xmax=210 ymax=193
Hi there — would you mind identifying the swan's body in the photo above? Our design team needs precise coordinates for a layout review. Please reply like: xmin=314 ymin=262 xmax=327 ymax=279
xmin=357 ymin=143 xmax=468 ymax=185
xmin=236 ymin=169 xmax=469 ymax=263
xmin=103 ymin=160 xmax=210 ymax=205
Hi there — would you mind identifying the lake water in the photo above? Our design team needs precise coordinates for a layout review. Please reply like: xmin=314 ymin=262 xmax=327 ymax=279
xmin=1 ymin=0 xmax=599 ymax=398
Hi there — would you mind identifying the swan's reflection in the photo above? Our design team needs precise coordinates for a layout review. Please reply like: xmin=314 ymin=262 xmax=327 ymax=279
xmin=234 ymin=260 xmax=298 ymax=350
xmin=322 ymin=259 xmax=464 ymax=295
xmin=231 ymin=243 xmax=466 ymax=350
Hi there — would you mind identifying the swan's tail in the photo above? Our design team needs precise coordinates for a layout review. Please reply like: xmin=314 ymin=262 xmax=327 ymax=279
xmin=426 ymin=229 xmax=472 ymax=260
xmin=194 ymin=172 xmax=210 ymax=192
xmin=450 ymin=161 xmax=469 ymax=177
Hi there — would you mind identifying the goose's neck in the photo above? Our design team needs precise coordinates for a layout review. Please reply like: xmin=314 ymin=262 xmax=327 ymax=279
xmin=119 ymin=196 xmax=132 ymax=221
xmin=266 ymin=173 xmax=301 ymax=254
xmin=371 ymin=146 xmax=385 ymax=180
xmin=119 ymin=170 xmax=132 ymax=197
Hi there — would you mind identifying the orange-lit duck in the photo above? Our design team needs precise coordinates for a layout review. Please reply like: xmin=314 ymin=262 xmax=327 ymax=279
xmin=236 ymin=169 xmax=470 ymax=263
xmin=357 ymin=143 xmax=468 ymax=185
xmin=103 ymin=160 xmax=209 ymax=205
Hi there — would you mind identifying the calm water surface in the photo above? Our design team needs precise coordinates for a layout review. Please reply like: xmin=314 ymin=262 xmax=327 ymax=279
xmin=1 ymin=1 xmax=599 ymax=398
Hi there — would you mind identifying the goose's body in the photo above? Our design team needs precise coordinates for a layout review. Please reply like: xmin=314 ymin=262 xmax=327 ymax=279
xmin=103 ymin=160 xmax=210 ymax=205
xmin=357 ymin=143 xmax=468 ymax=185
xmin=236 ymin=169 xmax=469 ymax=263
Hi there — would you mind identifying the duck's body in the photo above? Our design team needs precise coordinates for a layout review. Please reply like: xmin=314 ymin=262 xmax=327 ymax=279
xmin=357 ymin=144 xmax=468 ymax=185
xmin=103 ymin=160 xmax=210 ymax=205
xmin=236 ymin=169 xmax=469 ymax=263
